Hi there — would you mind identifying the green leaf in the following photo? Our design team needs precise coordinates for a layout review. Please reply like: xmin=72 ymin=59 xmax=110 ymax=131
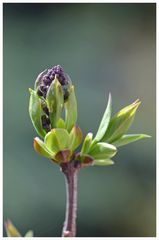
xmin=46 ymin=78 xmax=64 ymax=128
xmin=88 ymin=142 xmax=117 ymax=159
xmin=4 ymin=220 xmax=22 ymax=237
xmin=56 ymin=118 xmax=65 ymax=128
xmin=44 ymin=128 xmax=70 ymax=153
xmin=25 ymin=230 xmax=34 ymax=237
xmin=80 ymin=132 xmax=93 ymax=156
xmin=93 ymin=159 xmax=114 ymax=166
xmin=29 ymin=89 xmax=46 ymax=139
xmin=33 ymin=137 xmax=55 ymax=159
xmin=69 ymin=125 xmax=83 ymax=151
xmin=112 ymin=134 xmax=151 ymax=147
xmin=65 ymin=85 xmax=77 ymax=132
xmin=93 ymin=93 xmax=112 ymax=142
xmin=102 ymin=99 xmax=141 ymax=143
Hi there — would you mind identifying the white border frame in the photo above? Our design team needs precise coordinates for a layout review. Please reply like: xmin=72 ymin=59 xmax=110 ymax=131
xmin=1 ymin=1 xmax=157 ymax=239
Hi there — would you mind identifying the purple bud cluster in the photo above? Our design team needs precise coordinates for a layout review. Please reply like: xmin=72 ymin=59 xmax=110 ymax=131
xmin=36 ymin=65 xmax=70 ymax=132
xmin=37 ymin=65 xmax=68 ymax=98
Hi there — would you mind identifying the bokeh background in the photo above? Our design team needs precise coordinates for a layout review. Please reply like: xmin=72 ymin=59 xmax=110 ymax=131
xmin=3 ymin=3 xmax=156 ymax=237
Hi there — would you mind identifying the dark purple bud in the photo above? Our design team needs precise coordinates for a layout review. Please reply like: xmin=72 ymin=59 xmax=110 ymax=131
xmin=41 ymin=115 xmax=51 ymax=132
xmin=43 ymin=76 xmax=51 ymax=85
xmin=63 ymin=89 xmax=69 ymax=101
xmin=49 ymin=75 xmax=54 ymax=80
xmin=36 ymin=65 xmax=69 ymax=100
xmin=37 ymin=87 xmax=43 ymax=97
xmin=41 ymin=100 xmax=50 ymax=116
xmin=43 ymin=106 xmax=49 ymax=116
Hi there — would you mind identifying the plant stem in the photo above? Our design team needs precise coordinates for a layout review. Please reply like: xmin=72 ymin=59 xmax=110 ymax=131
xmin=61 ymin=162 xmax=79 ymax=237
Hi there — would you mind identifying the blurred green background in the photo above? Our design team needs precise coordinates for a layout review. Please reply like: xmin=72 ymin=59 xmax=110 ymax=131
xmin=3 ymin=3 xmax=156 ymax=237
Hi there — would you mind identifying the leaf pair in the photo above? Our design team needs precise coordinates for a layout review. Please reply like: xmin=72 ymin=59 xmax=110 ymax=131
xmin=93 ymin=94 xmax=150 ymax=147
xmin=79 ymin=131 xmax=117 ymax=166
xmin=88 ymin=142 xmax=117 ymax=166
xmin=34 ymin=126 xmax=82 ymax=163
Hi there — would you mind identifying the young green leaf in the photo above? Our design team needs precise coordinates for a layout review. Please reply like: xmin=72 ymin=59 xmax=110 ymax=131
xmin=56 ymin=118 xmax=66 ymax=129
xmin=112 ymin=134 xmax=151 ymax=147
xmin=44 ymin=128 xmax=70 ymax=153
xmin=88 ymin=142 xmax=117 ymax=159
xmin=102 ymin=99 xmax=141 ymax=143
xmin=33 ymin=137 xmax=55 ymax=159
xmin=93 ymin=93 xmax=112 ymax=142
xmin=80 ymin=132 xmax=93 ymax=156
xmin=46 ymin=78 xmax=64 ymax=128
xmin=93 ymin=159 xmax=114 ymax=166
xmin=69 ymin=125 xmax=83 ymax=151
xmin=29 ymin=89 xmax=46 ymax=139
xmin=65 ymin=85 xmax=77 ymax=132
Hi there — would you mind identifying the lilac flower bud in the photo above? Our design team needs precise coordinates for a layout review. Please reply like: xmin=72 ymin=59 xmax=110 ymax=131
xmin=37 ymin=65 xmax=69 ymax=100
xmin=31 ymin=65 xmax=74 ymax=133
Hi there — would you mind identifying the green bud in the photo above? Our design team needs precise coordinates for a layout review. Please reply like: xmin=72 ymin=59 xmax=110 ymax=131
xmin=34 ymin=133 xmax=74 ymax=163
xmin=29 ymin=89 xmax=46 ymax=139
xmin=102 ymin=99 xmax=141 ymax=143
xmin=44 ymin=128 xmax=70 ymax=153
xmin=65 ymin=85 xmax=77 ymax=132
xmin=46 ymin=77 xmax=64 ymax=128
xmin=88 ymin=142 xmax=117 ymax=160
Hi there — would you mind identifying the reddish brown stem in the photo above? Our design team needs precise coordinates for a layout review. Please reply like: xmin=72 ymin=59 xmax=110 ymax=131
xmin=61 ymin=162 xmax=80 ymax=237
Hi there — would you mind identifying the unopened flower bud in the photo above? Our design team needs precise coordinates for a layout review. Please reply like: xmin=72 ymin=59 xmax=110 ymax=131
xmin=36 ymin=65 xmax=69 ymax=101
